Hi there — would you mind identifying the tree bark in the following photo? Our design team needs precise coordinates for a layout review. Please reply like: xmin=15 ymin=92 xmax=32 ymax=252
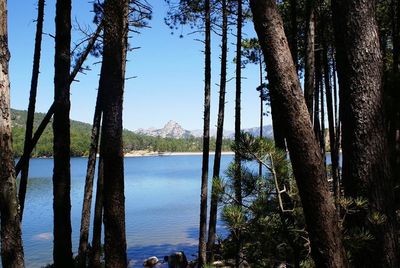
xmin=207 ymin=0 xmax=227 ymax=263
xmin=19 ymin=0 xmax=45 ymax=220
xmin=304 ymin=0 xmax=315 ymax=119
xmin=390 ymin=0 xmax=400 ymax=208
xmin=313 ymin=50 xmax=321 ymax=146
xmin=78 ymin=87 xmax=103 ymax=267
xmin=198 ymin=0 xmax=211 ymax=265
xmin=99 ymin=0 xmax=129 ymax=266
xmin=250 ymin=1 xmax=348 ymax=267
xmin=332 ymin=1 xmax=399 ymax=267
xmin=234 ymin=1 xmax=243 ymax=267
xmin=89 ymin=158 xmax=104 ymax=268
xmin=53 ymin=0 xmax=73 ymax=266
xmin=289 ymin=0 xmax=298 ymax=71
xmin=0 ymin=1 xmax=25 ymax=266
xmin=322 ymin=43 xmax=340 ymax=209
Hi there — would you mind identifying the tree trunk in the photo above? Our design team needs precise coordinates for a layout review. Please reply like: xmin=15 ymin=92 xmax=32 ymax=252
xmin=289 ymin=0 xmax=298 ymax=71
xmin=313 ymin=50 xmax=321 ymax=146
xmin=198 ymin=0 xmax=211 ymax=265
xmin=250 ymin=1 xmax=348 ymax=267
xmin=0 ymin=1 xmax=25 ymax=266
xmin=53 ymin=0 xmax=73 ymax=266
xmin=258 ymin=58 xmax=263 ymax=177
xmin=304 ymin=0 xmax=315 ymax=119
xmin=19 ymin=0 xmax=45 ymax=220
xmin=320 ymin=72 xmax=326 ymax=167
xmin=78 ymin=87 xmax=103 ymax=267
xmin=89 ymin=158 xmax=104 ymax=268
xmin=323 ymin=43 xmax=340 ymax=209
xmin=207 ymin=0 xmax=227 ymax=263
xmin=234 ymin=1 xmax=243 ymax=267
xmin=99 ymin=0 xmax=129 ymax=266
xmin=332 ymin=1 xmax=399 ymax=267
xmin=390 ymin=0 xmax=400 ymax=207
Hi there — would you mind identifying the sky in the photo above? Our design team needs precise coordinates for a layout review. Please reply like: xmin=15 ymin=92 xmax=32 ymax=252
xmin=7 ymin=0 xmax=271 ymax=131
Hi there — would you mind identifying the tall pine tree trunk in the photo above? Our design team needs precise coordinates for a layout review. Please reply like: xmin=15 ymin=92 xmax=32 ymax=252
xmin=99 ymin=0 xmax=129 ymax=266
xmin=289 ymin=0 xmax=298 ymax=70
xmin=77 ymin=86 xmax=103 ymax=267
xmin=323 ymin=43 xmax=340 ymax=209
xmin=304 ymin=0 xmax=315 ymax=119
xmin=53 ymin=0 xmax=73 ymax=265
xmin=198 ymin=0 xmax=211 ymax=265
xmin=89 ymin=158 xmax=104 ymax=268
xmin=390 ymin=0 xmax=400 ymax=206
xmin=332 ymin=1 xmax=399 ymax=266
xmin=0 ymin=0 xmax=25 ymax=266
xmin=207 ymin=0 xmax=227 ymax=263
xmin=234 ymin=1 xmax=243 ymax=267
xmin=250 ymin=1 xmax=348 ymax=267
xmin=19 ymin=0 xmax=45 ymax=219
xmin=313 ymin=50 xmax=321 ymax=146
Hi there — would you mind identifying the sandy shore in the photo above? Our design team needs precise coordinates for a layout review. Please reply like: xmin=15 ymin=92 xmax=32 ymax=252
xmin=124 ymin=150 xmax=234 ymax=157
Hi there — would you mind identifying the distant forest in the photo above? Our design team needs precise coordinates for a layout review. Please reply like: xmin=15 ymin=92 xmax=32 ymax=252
xmin=11 ymin=109 xmax=232 ymax=157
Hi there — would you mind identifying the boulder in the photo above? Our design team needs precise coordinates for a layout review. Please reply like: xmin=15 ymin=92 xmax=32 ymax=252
xmin=143 ymin=256 xmax=159 ymax=267
xmin=164 ymin=251 xmax=188 ymax=268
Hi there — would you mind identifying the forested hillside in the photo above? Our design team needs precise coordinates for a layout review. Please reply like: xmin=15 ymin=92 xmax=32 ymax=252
xmin=11 ymin=109 xmax=232 ymax=157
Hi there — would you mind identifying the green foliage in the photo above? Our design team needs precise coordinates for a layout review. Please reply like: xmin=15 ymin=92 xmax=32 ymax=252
xmin=10 ymin=109 xmax=232 ymax=157
xmin=219 ymin=133 xmax=310 ymax=267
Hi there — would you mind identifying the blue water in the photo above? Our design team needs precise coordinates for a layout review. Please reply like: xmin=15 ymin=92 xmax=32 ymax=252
xmin=16 ymin=155 xmax=233 ymax=268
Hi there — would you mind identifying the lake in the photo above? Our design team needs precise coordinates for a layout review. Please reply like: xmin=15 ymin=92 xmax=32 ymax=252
xmin=13 ymin=155 xmax=233 ymax=268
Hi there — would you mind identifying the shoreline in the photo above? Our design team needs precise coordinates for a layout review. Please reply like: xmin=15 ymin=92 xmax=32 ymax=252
xmin=123 ymin=150 xmax=235 ymax=157
xmin=22 ymin=151 xmax=235 ymax=159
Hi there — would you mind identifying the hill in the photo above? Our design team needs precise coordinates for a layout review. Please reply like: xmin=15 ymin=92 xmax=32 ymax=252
xmin=11 ymin=109 xmax=232 ymax=157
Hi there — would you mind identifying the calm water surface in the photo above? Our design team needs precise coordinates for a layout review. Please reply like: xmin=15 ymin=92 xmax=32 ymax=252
xmin=17 ymin=155 xmax=233 ymax=268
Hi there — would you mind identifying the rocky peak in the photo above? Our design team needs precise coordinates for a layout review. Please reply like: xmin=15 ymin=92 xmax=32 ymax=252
xmin=135 ymin=120 xmax=191 ymax=139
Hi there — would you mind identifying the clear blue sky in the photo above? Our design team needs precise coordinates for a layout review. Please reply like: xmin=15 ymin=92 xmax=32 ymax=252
xmin=8 ymin=0 xmax=271 ymax=131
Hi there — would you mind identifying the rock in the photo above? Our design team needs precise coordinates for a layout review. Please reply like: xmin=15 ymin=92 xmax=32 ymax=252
xmin=212 ymin=260 xmax=225 ymax=267
xmin=164 ymin=251 xmax=188 ymax=268
xmin=143 ymin=256 xmax=159 ymax=267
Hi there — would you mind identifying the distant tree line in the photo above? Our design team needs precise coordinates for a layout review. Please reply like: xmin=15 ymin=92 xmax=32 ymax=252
xmin=11 ymin=109 xmax=233 ymax=157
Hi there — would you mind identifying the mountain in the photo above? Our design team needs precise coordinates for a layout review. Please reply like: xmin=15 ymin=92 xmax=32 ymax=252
xmin=241 ymin=125 xmax=274 ymax=139
xmin=135 ymin=120 xmax=192 ymax=139
xmin=136 ymin=121 xmax=274 ymax=140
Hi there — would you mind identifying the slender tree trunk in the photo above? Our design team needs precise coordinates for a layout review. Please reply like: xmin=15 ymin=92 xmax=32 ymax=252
xmin=390 ymin=0 xmax=400 ymax=206
xmin=304 ymin=0 xmax=315 ymax=119
xmin=258 ymin=56 xmax=263 ymax=177
xmin=14 ymin=23 xmax=103 ymax=177
xmin=250 ymin=1 xmax=348 ymax=267
xmin=89 ymin=158 xmax=104 ymax=268
xmin=53 ymin=0 xmax=73 ymax=265
xmin=314 ymin=50 xmax=321 ymax=146
xmin=207 ymin=0 xmax=227 ymax=263
xmin=270 ymin=96 xmax=286 ymax=152
xmin=289 ymin=0 xmax=298 ymax=71
xmin=320 ymin=74 xmax=326 ymax=167
xmin=332 ymin=1 xmax=399 ymax=267
xmin=198 ymin=0 xmax=211 ymax=265
xmin=19 ymin=0 xmax=45 ymax=220
xmin=0 ymin=1 xmax=25 ymax=266
xmin=317 ymin=18 xmax=325 ymax=159
xmin=234 ymin=1 xmax=243 ymax=267
xmin=99 ymin=0 xmax=129 ymax=266
xmin=323 ymin=43 xmax=340 ymax=209
xmin=78 ymin=88 xmax=103 ymax=267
